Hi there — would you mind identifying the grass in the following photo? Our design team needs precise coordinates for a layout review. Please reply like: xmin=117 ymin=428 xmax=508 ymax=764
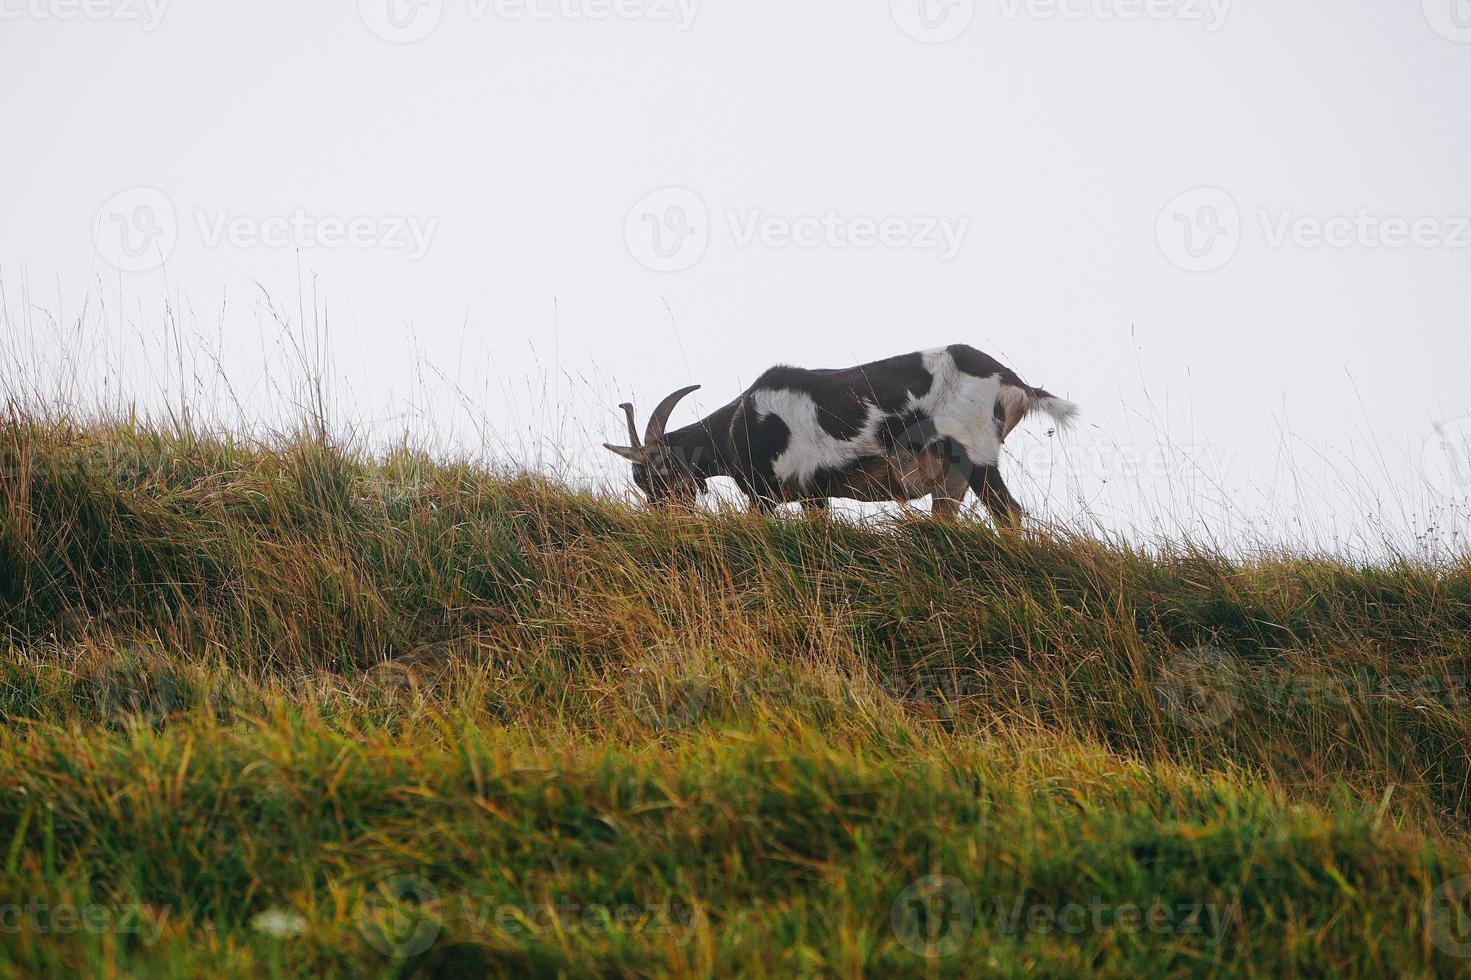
xmin=3 ymin=406 xmax=1471 ymax=977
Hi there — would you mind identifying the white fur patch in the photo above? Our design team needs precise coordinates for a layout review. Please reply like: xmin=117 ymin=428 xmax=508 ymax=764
xmin=752 ymin=388 xmax=888 ymax=488
xmin=910 ymin=348 xmax=1004 ymax=467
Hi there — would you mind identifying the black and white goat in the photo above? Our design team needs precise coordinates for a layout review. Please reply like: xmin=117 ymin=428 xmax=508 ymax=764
xmin=605 ymin=344 xmax=1076 ymax=522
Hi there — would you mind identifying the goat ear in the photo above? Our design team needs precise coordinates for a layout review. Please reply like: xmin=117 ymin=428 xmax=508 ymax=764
xmin=603 ymin=443 xmax=645 ymax=463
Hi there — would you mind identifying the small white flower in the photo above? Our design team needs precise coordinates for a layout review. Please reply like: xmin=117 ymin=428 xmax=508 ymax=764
xmin=251 ymin=908 xmax=308 ymax=938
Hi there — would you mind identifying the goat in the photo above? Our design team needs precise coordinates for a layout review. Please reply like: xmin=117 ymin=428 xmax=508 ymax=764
xmin=604 ymin=344 xmax=1076 ymax=522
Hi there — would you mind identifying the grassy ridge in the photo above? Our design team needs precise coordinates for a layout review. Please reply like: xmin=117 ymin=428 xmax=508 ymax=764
xmin=3 ymin=411 xmax=1471 ymax=976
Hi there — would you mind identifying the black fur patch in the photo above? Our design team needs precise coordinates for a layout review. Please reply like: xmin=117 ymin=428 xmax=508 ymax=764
xmin=948 ymin=344 xmax=1028 ymax=388
xmin=879 ymin=409 xmax=938 ymax=454
xmin=750 ymin=352 xmax=935 ymax=442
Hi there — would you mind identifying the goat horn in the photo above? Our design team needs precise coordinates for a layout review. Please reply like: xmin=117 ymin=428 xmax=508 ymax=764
xmin=618 ymin=402 xmax=643 ymax=451
xmin=643 ymin=385 xmax=700 ymax=445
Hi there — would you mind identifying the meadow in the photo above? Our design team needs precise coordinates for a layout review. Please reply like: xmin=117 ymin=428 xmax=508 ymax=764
xmin=3 ymin=407 xmax=1471 ymax=977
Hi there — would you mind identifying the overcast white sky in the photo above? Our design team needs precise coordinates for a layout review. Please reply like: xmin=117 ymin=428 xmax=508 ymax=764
xmin=2 ymin=1 xmax=1469 ymax=554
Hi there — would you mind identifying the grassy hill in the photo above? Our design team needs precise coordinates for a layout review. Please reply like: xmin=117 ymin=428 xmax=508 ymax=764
xmin=3 ymin=409 xmax=1471 ymax=977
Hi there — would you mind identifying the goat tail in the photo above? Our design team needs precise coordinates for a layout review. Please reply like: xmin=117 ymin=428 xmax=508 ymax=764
xmin=1027 ymin=386 xmax=1080 ymax=429
xmin=999 ymin=384 xmax=1079 ymax=434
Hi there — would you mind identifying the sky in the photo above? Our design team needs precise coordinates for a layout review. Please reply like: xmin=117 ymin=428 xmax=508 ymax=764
xmin=2 ymin=1 xmax=1469 ymax=555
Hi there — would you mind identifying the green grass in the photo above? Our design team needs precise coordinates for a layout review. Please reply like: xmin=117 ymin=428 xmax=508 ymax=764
xmin=3 ymin=408 xmax=1471 ymax=977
